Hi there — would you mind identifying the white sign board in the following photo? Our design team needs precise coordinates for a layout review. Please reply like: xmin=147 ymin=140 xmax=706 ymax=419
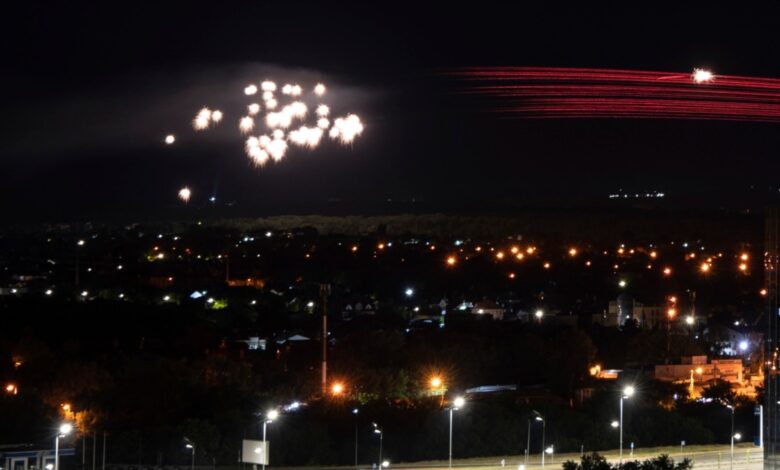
xmin=242 ymin=439 xmax=268 ymax=465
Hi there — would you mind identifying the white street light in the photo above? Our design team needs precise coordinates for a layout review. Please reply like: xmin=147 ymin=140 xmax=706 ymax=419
xmin=611 ymin=421 xmax=619 ymax=428
xmin=352 ymin=408 xmax=360 ymax=467
xmin=726 ymin=403 xmax=736 ymax=470
xmin=263 ymin=410 xmax=279 ymax=470
xmin=55 ymin=423 xmax=73 ymax=470
xmin=404 ymin=288 xmax=414 ymax=297
xmin=449 ymin=396 xmax=466 ymax=468
xmin=620 ymin=386 xmax=635 ymax=464
xmin=525 ymin=411 xmax=545 ymax=466
xmin=183 ymin=439 xmax=195 ymax=470
xmin=372 ymin=423 xmax=383 ymax=468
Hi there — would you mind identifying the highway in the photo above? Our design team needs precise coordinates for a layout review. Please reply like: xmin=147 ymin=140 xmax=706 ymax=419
xmin=276 ymin=444 xmax=764 ymax=470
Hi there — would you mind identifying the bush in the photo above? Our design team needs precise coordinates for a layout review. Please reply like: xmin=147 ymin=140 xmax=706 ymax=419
xmin=563 ymin=453 xmax=692 ymax=470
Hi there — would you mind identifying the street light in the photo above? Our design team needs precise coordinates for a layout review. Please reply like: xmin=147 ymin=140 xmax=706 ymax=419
xmin=352 ymin=408 xmax=359 ymax=468
xmin=526 ymin=411 xmax=546 ymax=467
xmin=430 ymin=376 xmax=446 ymax=405
xmin=620 ymin=386 xmax=635 ymax=464
xmin=183 ymin=438 xmax=195 ymax=470
xmin=535 ymin=310 xmax=544 ymax=323
xmin=372 ymin=423 xmax=383 ymax=468
xmin=724 ymin=403 xmax=736 ymax=470
xmin=75 ymin=240 xmax=85 ymax=286
xmin=55 ymin=423 xmax=73 ymax=470
xmin=263 ymin=409 xmax=279 ymax=470
xmin=537 ymin=415 xmax=546 ymax=467
xmin=448 ymin=396 xmax=465 ymax=469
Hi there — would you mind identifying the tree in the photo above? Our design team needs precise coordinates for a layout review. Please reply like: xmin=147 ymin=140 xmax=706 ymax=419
xmin=563 ymin=453 xmax=692 ymax=470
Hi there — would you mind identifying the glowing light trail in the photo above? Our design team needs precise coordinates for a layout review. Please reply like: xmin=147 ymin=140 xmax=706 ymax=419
xmin=449 ymin=67 xmax=780 ymax=122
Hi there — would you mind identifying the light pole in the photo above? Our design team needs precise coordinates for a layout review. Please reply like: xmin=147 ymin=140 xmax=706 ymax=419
xmin=732 ymin=432 xmax=742 ymax=470
xmin=263 ymin=409 xmax=279 ymax=470
xmin=539 ymin=416 xmax=546 ymax=468
xmin=75 ymin=239 xmax=85 ymax=286
xmin=184 ymin=438 xmax=195 ymax=470
xmin=55 ymin=423 xmax=73 ymax=470
xmin=372 ymin=423 xmax=383 ymax=468
xmin=620 ymin=386 xmax=635 ymax=464
xmin=353 ymin=408 xmax=359 ymax=468
xmin=726 ymin=404 xmax=735 ymax=470
xmin=448 ymin=396 xmax=465 ymax=469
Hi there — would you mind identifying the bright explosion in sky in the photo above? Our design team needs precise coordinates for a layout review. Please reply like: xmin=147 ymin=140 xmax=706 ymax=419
xmin=167 ymin=79 xmax=364 ymax=203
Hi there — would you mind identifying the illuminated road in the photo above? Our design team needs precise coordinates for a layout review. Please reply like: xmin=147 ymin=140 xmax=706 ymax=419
xmin=278 ymin=444 xmax=764 ymax=470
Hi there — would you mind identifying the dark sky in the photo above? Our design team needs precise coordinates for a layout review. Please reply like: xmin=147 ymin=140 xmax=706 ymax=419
xmin=4 ymin=2 xmax=780 ymax=221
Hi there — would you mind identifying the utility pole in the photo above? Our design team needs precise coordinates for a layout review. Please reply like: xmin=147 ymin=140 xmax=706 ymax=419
xmin=320 ymin=283 xmax=331 ymax=395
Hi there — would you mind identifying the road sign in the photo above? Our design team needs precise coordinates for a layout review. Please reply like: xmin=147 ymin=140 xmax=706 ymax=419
xmin=242 ymin=440 xmax=268 ymax=465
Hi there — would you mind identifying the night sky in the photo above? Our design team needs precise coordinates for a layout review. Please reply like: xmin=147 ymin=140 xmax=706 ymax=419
xmin=4 ymin=2 xmax=780 ymax=221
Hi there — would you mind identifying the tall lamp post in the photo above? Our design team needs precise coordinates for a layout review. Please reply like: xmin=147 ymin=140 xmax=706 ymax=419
xmin=75 ymin=239 xmax=85 ymax=286
xmin=55 ymin=423 xmax=73 ymax=470
xmin=732 ymin=432 xmax=742 ymax=470
xmin=372 ymin=423 xmax=383 ymax=467
xmin=526 ymin=410 xmax=544 ymax=465
xmin=448 ymin=396 xmax=465 ymax=469
xmin=184 ymin=438 xmax=195 ymax=470
xmin=539 ymin=415 xmax=546 ymax=468
xmin=620 ymin=386 xmax=635 ymax=464
xmin=723 ymin=403 xmax=736 ymax=470
xmin=525 ymin=418 xmax=531 ymax=465
xmin=263 ymin=409 xmax=279 ymax=470
xmin=352 ymin=408 xmax=359 ymax=469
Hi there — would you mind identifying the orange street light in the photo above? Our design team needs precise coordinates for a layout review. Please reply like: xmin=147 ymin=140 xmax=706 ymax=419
xmin=446 ymin=256 xmax=457 ymax=266
xmin=331 ymin=382 xmax=345 ymax=396
xmin=430 ymin=376 xmax=443 ymax=389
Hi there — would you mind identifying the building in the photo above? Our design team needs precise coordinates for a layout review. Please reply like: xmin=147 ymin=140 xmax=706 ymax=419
xmin=599 ymin=295 xmax=666 ymax=328
xmin=471 ymin=300 xmax=505 ymax=320
xmin=0 ymin=446 xmax=75 ymax=470
xmin=654 ymin=355 xmax=757 ymax=398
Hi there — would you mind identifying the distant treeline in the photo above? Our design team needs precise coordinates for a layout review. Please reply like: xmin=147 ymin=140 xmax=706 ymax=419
xmin=6 ymin=208 xmax=764 ymax=244
xmin=202 ymin=209 xmax=762 ymax=244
